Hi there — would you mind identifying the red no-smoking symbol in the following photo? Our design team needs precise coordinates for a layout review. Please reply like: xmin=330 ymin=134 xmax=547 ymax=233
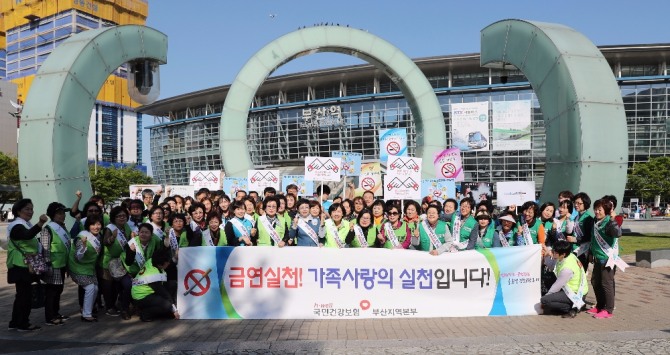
xmin=361 ymin=177 xmax=375 ymax=190
xmin=386 ymin=142 xmax=400 ymax=155
xmin=183 ymin=269 xmax=211 ymax=297
xmin=441 ymin=163 xmax=456 ymax=177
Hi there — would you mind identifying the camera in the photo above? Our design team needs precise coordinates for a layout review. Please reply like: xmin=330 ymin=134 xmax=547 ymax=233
xmin=128 ymin=59 xmax=161 ymax=105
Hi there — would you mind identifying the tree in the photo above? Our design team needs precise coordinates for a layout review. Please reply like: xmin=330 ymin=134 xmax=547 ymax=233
xmin=626 ymin=156 xmax=670 ymax=201
xmin=89 ymin=164 xmax=153 ymax=205
xmin=0 ymin=152 xmax=21 ymax=213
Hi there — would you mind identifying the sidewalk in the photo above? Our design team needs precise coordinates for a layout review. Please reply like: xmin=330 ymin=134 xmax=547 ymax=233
xmin=1 ymin=251 xmax=670 ymax=354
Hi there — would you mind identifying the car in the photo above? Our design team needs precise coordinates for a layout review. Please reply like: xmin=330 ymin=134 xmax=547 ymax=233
xmin=651 ymin=207 xmax=662 ymax=217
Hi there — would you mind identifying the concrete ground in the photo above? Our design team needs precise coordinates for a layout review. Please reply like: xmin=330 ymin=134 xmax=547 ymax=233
xmin=1 ymin=222 xmax=670 ymax=354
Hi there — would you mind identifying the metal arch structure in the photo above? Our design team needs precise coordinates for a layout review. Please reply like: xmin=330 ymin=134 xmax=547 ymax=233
xmin=481 ymin=20 xmax=628 ymax=204
xmin=220 ymin=26 xmax=446 ymax=178
xmin=19 ymin=25 xmax=167 ymax=214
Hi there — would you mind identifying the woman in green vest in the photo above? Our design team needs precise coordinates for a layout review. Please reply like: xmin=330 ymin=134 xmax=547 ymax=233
xmin=403 ymin=200 xmax=421 ymax=239
xmin=201 ymin=212 xmax=228 ymax=246
xmin=378 ymin=204 xmax=410 ymax=249
xmin=540 ymin=240 xmax=588 ymax=318
xmin=131 ymin=248 xmax=179 ymax=322
xmin=453 ymin=197 xmax=477 ymax=248
xmin=101 ymin=206 xmax=133 ymax=319
xmin=122 ymin=223 xmax=163 ymax=278
xmin=7 ymin=199 xmax=48 ymax=331
xmin=466 ymin=211 xmax=498 ymax=249
xmin=570 ymin=192 xmax=594 ymax=271
xmin=345 ymin=209 xmax=377 ymax=248
xmin=69 ymin=215 xmax=103 ymax=322
xmin=276 ymin=194 xmax=293 ymax=244
xmin=256 ymin=196 xmax=287 ymax=247
xmin=323 ymin=203 xmax=350 ymax=248
xmin=413 ymin=205 xmax=448 ymax=252
xmin=40 ymin=202 xmax=71 ymax=326
xmin=516 ymin=201 xmax=542 ymax=245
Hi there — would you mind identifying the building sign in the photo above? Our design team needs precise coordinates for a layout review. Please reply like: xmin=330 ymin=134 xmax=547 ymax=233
xmin=451 ymin=102 xmax=490 ymax=152
xmin=301 ymin=106 xmax=344 ymax=129
xmin=492 ymin=101 xmax=531 ymax=151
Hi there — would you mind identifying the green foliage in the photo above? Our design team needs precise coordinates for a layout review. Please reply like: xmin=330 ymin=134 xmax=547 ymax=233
xmin=626 ymin=156 xmax=670 ymax=201
xmin=0 ymin=152 xmax=21 ymax=202
xmin=89 ymin=164 xmax=153 ymax=204
xmin=619 ymin=235 xmax=670 ymax=255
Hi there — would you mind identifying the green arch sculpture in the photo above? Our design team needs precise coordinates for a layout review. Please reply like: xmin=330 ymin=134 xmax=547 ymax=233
xmin=220 ymin=26 xmax=446 ymax=178
xmin=481 ymin=20 xmax=628 ymax=204
xmin=19 ymin=25 xmax=167 ymax=214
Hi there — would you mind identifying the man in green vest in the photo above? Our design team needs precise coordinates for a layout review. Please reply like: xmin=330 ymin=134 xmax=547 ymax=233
xmin=540 ymin=240 xmax=589 ymax=318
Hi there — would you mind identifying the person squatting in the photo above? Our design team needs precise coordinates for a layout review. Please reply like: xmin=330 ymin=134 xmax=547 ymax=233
xmin=6 ymin=187 xmax=622 ymax=330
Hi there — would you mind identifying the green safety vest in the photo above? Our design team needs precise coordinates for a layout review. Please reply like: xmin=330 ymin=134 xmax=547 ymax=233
xmin=516 ymin=217 xmax=541 ymax=244
xmin=102 ymin=223 xmax=133 ymax=269
xmin=131 ymin=259 xmax=165 ymax=301
xmin=256 ymin=216 xmax=286 ymax=246
xmin=201 ymin=228 xmax=228 ymax=246
xmin=591 ymin=216 xmax=618 ymax=263
xmin=122 ymin=235 xmax=162 ymax=276
xmin=475 ymin=224 xmax=496 ymax=249
xmin=351 ymin=225 xmax=377 ymax=248
xmin=383 ymin=221 xmax=408 ymax=249
xmin=6 ymin=224 xmax=39 ymax=269
xmin=555 ymin=253 xmax=588 ymax=295
xmin=454 ymin=214 xmax=477 ymax=243
xmin=418 ymin=220 xmax=448 ymax=252
xmin=47 ymin=224 xmax=70 ymax=269
xmin=324 ymin=220 xmax=350 ymax=248
xmin=68 ymin=233 xmax=100 ymax=276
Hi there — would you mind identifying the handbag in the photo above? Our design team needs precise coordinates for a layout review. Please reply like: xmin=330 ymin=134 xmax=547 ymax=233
xmin=108 ymin=258 xmax=127 ymax=280
xmin=31 ymin=282 xmax=46 ymax=309
xmin=11 ymin=239 xmax=49 ymax=275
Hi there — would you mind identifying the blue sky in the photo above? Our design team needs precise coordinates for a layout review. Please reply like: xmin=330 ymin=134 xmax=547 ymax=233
xmin=141 ymin=0 xmax=669 ymax=172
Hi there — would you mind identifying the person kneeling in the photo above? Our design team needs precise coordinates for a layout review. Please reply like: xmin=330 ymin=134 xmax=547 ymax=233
xmin=540 ymin=240 xmax=589 ymax=318
xmin=131 ymin=248 xmax=179 ymax=322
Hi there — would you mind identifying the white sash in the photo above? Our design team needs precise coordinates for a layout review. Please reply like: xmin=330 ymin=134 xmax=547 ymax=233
xmin=79 ymin=231 xmax=101 ymax=254
xmin=152 ymin=223 xmax=165 ymax=240
xmin=202 ymin=229 xmax=225 ymax=246
xmin=244 ymin=214 xmax=256 ymax=225
xmin=127 ymin=238 xmax=146 ymax=268
xmin=421 ymin=219 xmax=442 ymax=249
xmin=572 ymin=219 xmax=589 ymax=256
xmin=553 ymin=218 xmax=567 ymax=241
xmin=189 ymin=220 xmax=201 ymax=233
xmin=522 ymin=220 xmax=534 ymax=245
xmin=132 ymin=271 xmax=167 ymax=286
xmin=298 ymin=218 xmax=320 ymax=246
xmin=168 ymin=228 xmax=180 ymax=251
xmin=383 ymin=222 xmax=400 ymax=248
xmin=107 ymin=224 xmax=128 ymax=248
xmin=325 ymin=219 xmax=345 ymax=248
xmin=47 ymin=221 xmax=70 ymax=250
xmin=452 ymin=215 xmax=468 ymax=250
xmin=259 ymin=215 xmax=282 ymax=246
xmin=556 ymin=258 xmax=587 ymax=310
xmin=127 ymin=219 xmax=140 ymax=234
xmin=594 ymin=220 xmax=627 ymax=272
xmin=230 ymin=218 xmax=250 ymax=238
xmin=353 ymin=224 xmax=369 ymax=248
xmin=497 ymin=230 xmax=510 ymax=247
xmin=8 ymin=217 xmax=32 ymax=234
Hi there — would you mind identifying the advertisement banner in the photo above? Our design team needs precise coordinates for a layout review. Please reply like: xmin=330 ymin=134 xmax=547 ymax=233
xmin=379 ymin=128 xmax=408 ymax=161
xmin=384 ymin=175 xmax=421 ymax=200
xmin=178 ymin=245 xmax=542 ymax=319
xmin=223 ymin=178 xmax=249 ymax=197
xmin=492 ymin=101 xmax=532 ymax=151
xmin=248 ymin=170 xmax=280 ymax=192
xmin=129 ymin=185 xmax=162 ymax=200
xmin=421 ymin=179 xmax=456 ymax=204
xmin=165 ymin=185 xmax=195 ymax=198
xmin=496 ymin=181 xmax=536 ymax=207
xmin=461 ymin=182 xmax=495 ymax=205
xmin=190 ymin=170 xmax=223 ymax=191
xmin=305 ymin=157 xmax=342 ymax=182
xmin=433 ymin=148 xmax=464 ymax=181
xmin=332 ymin=151 xmax=362 ymax=176
xmin=451 ymin=102 xmax=490 ymax=151
xmin=282 ymin=175 xmax=314 ymax=196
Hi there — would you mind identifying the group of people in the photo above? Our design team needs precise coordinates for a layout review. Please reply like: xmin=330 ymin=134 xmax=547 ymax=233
xmin=6 ymin=184 xmax=622 ymax=331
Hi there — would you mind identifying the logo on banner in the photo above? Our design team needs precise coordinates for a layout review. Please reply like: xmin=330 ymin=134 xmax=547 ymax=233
xmin=441 ymin=163 xmax=457 ymax=178
xmin=387 ymin=177 xmax=420 ymax=191
xmin=361 ymin=177 xmax=376 ymax=190
xmin=183 ymin=269 xmax=212 ymax=297
xmin=191 ymin=172 xmax=218 ymax=184
xmin=306 ymin=158 xmax=339 ymax=173
xmin=386 ymin=142 xmax=400 ymax=156
xmin=388 ymin=158 xmax=420 ymax=172
xmin=250 ymin=171 xmax=278 ymax=184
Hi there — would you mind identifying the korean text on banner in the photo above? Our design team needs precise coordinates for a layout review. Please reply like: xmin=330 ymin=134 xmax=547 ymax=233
xmin=384 ymin=175 xmax=422 ymax=200
xmin=451 ymin=102 xmax=490 ymax=152
xmin=332 ymin=151 xmax=362 ymax=176
xmin=496 ymin=181 xmax=536 ymax=207
xmin=248 ymin=170 xmax=280 ymax=191
xmin=190 ymin=170 xmax=223 ymax=191
xmin=177 ymin=245 xmax=542 ymax=319
xmin=305 ymin=157 xmax=342 ymax=182
xmin=282 ymin=175 xmax=314 ymax=196
xmin=421 ymin=179 xmax=456 ymax=204
xmin=223 ymin=177 xmax=249 ymax=197
xmin=379 ymin=128 xmax=408 ymax=162
xmin=492 ymin=101 xmax=531 ymax=151
xmin=387 ymin=156 xmax=422 ymax=179
xmin=433 ymin=148 xmax=464 ymax=181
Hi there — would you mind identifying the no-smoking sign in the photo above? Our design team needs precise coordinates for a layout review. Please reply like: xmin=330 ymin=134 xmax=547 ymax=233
xmin=361 ymin=177 xmax=376 ymax=190
xmin=183 ymin=269 xmax=212 ymax=297
xmin=441 ymin=163 xmax=456 ymax=178
xmin=386 ymin=142 xmax=400 ymax=156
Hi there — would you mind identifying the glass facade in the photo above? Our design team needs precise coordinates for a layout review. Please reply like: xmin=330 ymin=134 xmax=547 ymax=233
xmin=147 ymin=46 xmax=670 ymax=198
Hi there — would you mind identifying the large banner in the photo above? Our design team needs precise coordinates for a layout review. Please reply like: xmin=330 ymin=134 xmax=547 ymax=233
xmin=421 ymin=179 xmax=456 ymax=204
xmin=379 ymin=128 xmax=408 ymax=161
xmin=332 ymin=151 xmax=362 ymax=176
xmin=281 ymin=175 xmax=314 ymax=196
xmin=451 ymin=102 xmax=489 ymax=151
xmin=496 ymin=181 xmax=535 ymax=207
xmin=433 ymin=147 xmax=464 ymax=181
xmin=305 ymin=157 xmax=341 ymax=182
xmin=492 ymin=101 xmax=531 ymax=151
xmin=178 ymin=245 xmax=541 ymax=319
xmin=190 ymin=170 xmax=223 ymax=191
xmin=248 ymin=170 xmax=280 ymax=192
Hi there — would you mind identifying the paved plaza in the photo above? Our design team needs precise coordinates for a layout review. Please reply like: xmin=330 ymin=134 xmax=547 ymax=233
xmin=1 ymin=221 xmax=670 ymax=353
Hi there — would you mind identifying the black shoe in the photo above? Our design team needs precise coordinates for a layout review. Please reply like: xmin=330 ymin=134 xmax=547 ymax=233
xmin=121 ymin=311 xmax=131 ymax=320
xmin=80 ymin=316 xmax=98 ymax=322
xmin=45 ymin=319 xmax=64 ymax=326
xmin=17 ymin=325 xmax=41 ymax=332
xmin=8 ymin=322 xmax=17 ymax=331
xmin=562 ymin=309 xmax=578 ymax=318
xmin=140 ymin=316 xmax=153 ymax=322
xmin=57 ymin=314 xmax=70 ymax=321
xmin=105 ymin=308 xmax=120 ymax=317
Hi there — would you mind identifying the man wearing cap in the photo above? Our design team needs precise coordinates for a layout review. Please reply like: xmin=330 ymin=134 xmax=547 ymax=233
xmin=467 ymin=211 xmax=499 ymax=249
xmin=40 ymin=202 xmax=72 ymax=326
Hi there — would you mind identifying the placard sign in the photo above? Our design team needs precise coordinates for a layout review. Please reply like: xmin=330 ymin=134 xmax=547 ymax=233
xmin=305 ymin=157 xmax=342 ymax=182
xmin=496 ymin=181 xmax=535 ymax=207
xmin=379 ymin=128 xmax=408 ymax=161
xmin=165 ymin=185 xmax=195 ymax=198
xmin=282 ymin=175 xmax=314 ymax=196
xmin=190 ymin=170 xmax=223 ymax=190
xmin=332 ymin=151 xmax=362 ymax=176
xmin=248 ymin=170 xmax=280 ymax=191
xmin=223 ymin=178 xmax=249 ymax=197
xmin=383 ymin=175 xmax=421 ymax=200
xmin=433 ymin=148 xmax=464 ymax=181
xmin=421 ymin=179 xmax=456 ymax=204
